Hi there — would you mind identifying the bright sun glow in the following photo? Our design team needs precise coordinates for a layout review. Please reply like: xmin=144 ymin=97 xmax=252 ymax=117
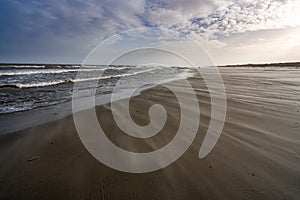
xmin=281 ymin=0 xmax=300 ymax=27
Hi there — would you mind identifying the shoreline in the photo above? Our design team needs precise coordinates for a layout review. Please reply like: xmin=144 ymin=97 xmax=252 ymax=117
xmin=0 ymin=71 xmax=193 ymax=135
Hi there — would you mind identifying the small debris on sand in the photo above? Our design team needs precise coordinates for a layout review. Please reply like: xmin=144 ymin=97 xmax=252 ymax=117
xmin=27 ymin=156 xmax=40 ymax=162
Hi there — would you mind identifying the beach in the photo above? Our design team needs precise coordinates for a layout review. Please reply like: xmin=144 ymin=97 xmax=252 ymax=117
xmin=0 ymin=67 xmax=300 ymax=199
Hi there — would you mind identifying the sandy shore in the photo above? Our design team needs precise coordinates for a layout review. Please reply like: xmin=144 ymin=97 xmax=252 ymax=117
xmin=0 ymin=67 xmax=300 ymax=199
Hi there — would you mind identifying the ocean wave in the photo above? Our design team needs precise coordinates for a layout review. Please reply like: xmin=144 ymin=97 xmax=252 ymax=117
xmin=0 ymin=66 xmax=132 ymax=76
xmin=0 ymin=80 xmax=73 ymax=88
xmin=3 ymin=65 xmax=80 ymax=69
xmin=0 ymin=68 xmax=155 ymax=88
xmin=10 ymin=65 xmax=46 ymax=68
xmin=0 ymin=68 xmax=100 ymax=76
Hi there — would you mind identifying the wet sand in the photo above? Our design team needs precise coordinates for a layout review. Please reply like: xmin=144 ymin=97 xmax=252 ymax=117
xmin=0 ymin=67 xmax=300 ymax=199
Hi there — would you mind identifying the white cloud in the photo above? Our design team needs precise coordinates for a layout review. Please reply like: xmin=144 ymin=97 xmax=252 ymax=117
xmin=207 ymin=26 xmax=300 ymax=65
xmin=2 ymin=0 xmax=300 ymax=64
xmin=144 ymin=0 xmax=300 ymax=40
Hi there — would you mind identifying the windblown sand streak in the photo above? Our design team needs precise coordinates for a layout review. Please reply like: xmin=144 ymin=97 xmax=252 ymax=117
xmin=0 ymin=67 xmax=299 ymax=199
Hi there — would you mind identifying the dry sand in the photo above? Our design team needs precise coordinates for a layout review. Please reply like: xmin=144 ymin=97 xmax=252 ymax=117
xmin=0 ymin=67 xmax=300 ymax=199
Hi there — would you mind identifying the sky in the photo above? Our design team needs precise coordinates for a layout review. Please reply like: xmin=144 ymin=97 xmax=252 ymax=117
xmin=1 ymin=0 xmax=300 ymax=65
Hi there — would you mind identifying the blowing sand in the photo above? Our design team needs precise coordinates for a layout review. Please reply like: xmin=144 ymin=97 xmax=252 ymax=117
xmin=0 ymin=67 xmax=300 ymax=199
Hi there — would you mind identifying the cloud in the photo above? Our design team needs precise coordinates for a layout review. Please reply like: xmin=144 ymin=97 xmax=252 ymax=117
xmin=206 ymin=26 xmax=300 ymax=64
xmin=0 ymin=0 xmax=145 ymax=63
xmin=1 ymin=0 xmax=300 ymax=64
xmin=146 ymin=0 xmax=300 ymax=40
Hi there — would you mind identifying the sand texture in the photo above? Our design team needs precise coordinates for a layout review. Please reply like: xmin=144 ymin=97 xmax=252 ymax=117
xmin=0 ymin=67 xmax=300 ymax=199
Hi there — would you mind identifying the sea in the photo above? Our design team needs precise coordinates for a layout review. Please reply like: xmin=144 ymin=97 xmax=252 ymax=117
xmin=0 ymin=64 xmax=191 ymax=114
